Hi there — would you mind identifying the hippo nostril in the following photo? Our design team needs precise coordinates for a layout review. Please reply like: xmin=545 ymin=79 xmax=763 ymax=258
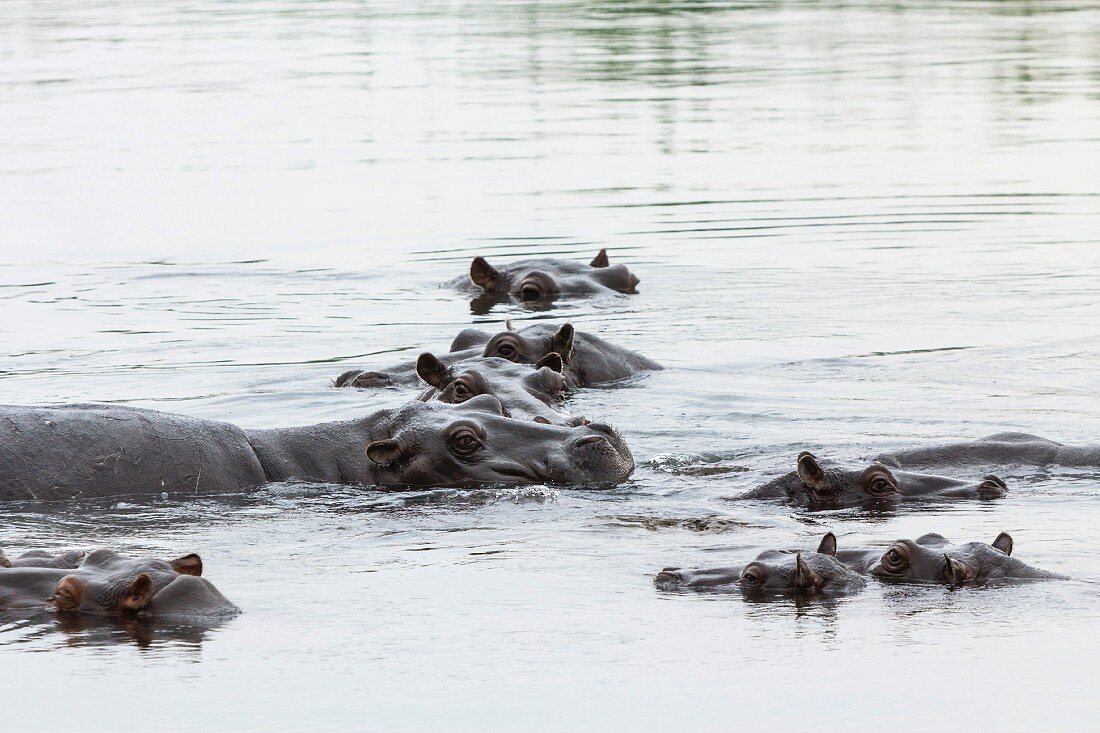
xmin=587 ymin=422 xmax=615 ymax=436
xmin=533 ymin=416 xmax=551 ymax=425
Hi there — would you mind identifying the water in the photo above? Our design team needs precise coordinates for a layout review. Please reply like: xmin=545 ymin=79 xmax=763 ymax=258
xmin=2 ymin=0 xmax=1100 ymax=729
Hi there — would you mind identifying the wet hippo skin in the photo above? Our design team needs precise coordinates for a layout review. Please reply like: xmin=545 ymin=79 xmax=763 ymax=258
xmin=0 ymin=548 xmax=238 ymax=619
xmin=450 ymin=249 xmax=640 ymax=311
xmin=655 ymin=533 xmax=867 ymax=597
xmin=870 ymin=532 xmax=1066 ymax=584
xmin=414 ymin=353 xmax=581 ymax=425
xmin=0 ymin=396 xmax=634 ymax=500
xmin=335 ymin=321 xmax=660 ymax=390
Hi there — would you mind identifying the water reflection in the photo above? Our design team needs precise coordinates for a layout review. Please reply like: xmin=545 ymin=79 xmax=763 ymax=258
xmin=0 ymin=609 xmax=231 ymax=650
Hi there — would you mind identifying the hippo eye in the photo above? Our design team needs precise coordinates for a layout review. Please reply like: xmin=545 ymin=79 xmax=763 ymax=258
xmin=739 ymin=566 xmax=764 ymax=587
xmin=494 ymin=343 xmax=518 ymax=359
xmin=449 ymin=428 xmax=483 ymax=457
xmin=452 ymin=381 xmax=473 ymax=401
xmin=865 ymin=473 xmax=897 ymax=496
xmin=881 ymin=544 xmax=910 ymax=573
xmin=518 ymin=283 xmax=543 ymax=301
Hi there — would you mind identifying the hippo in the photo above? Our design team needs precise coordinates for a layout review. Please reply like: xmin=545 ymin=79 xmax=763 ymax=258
xmin=870 ymin=532 xmax=1066 ymax=585
xmin=873 ymin=432 xmax=1100 ymax=471
xmin=0 ymin=548 xmax=238 ymax=618
xmin=743 ymin=451 xmax=1009 ymax=509
xmin=414 ymin=352 xmax=580 ymax=425
xmin=0 ymin=397 xmax=634 ymax=500
xmin=451 ymin=249 xmax=639 ymax=311
xmin=654 ymin=533 xmax=867 ymax=597
xmin=336 ymin=321 xmax=660 ymax=389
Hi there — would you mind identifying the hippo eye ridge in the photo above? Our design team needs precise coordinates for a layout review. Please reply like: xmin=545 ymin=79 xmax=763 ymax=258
xmin=739 ymin=565 xmax=764 ymax=587
xmin=452 ymin=380 xmax=473 ymax=401
xmin=881 ymin=544 xmax=910 ymax=574
xmin=449 ymin=427 xmax=483 ymax=457
xmin=494 ymin=342 xmax=518 ymax=359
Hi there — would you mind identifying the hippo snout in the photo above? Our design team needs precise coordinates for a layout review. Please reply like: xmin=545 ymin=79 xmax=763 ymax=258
xmin=654 ymin=568 xmax=684 ymax=588
xmin=978 ymin=475 xmax=1008 ymax=500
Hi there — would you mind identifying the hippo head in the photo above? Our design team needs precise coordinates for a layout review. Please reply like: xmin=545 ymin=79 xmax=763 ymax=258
xmin=655 ymin=533 xmax=866 ymax=597
xmin=769 ymin=452 xmax=1008 ymax=508
xmin=415 ymin=353 xmax=576 ymax=425
xmin=364 ymin=397 xmax=633 ymax=487
xmin=870 ymin=532 xmax=1057 ymax=585
xmin=480 ymin=322 xmax=577 ymax=367
xmin=469 ymin=249 xmax=639 ymax=305
xmin=48 ymin=550 xmax=205 ymax=615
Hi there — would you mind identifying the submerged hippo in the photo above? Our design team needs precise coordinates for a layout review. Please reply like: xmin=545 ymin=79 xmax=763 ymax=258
xmin=654 ymin=533 xmax=866 ymax=597
xmin=0 ymin=397 xmax=633 ymax=500
xmin=414 ymin=352 xmax=579 ymax=425
xmin=874 ymin=432 xmax=1100 ymax=471
xmin=452 ymin=249 xmax=639 ymax=310
xmin=336 ymin=321 xmax=660 ymax=389
xmin=870 ymin=532 xmax=1066 ymax=585
xmin=0 ymin=548 xmax=237 ymax=618
xmin=744 ymin=451 xmax=1009 ymax=509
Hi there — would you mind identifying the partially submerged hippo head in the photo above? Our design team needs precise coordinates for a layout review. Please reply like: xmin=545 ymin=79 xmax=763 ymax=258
xmin=48 ymin=549 xmax=236 ymax=618
xmin=365 ymin=396 xmax=633 ymax=486
xmin=655 ymin=533 xmax=866 ymax=597
xmin=758 ymin=452 xmax=1008 ymax=508
xmin=414 ymin=352 xmax=578 ymax=425
xmin=481 ymin=322 xmax=577 ymax=367
xmin=870 ymin=532 xmax=1065 ymax=585
xmin=467 ymin=249 xmax=639 ymax=308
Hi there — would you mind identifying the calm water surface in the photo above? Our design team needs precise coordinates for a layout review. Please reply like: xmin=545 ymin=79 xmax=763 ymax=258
xmin=2 ymin=1 xmax=1099 ymax=730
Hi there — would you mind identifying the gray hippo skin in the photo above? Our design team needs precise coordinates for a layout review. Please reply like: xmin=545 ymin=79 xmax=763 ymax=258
xmin=747 ymin=433 xmax=1100 ymax=509
xmin=655 ymin=533 xmax=867 ymax=597
xmin=451 ymin=249 xmax=639 ymax=311
xmin=871 ymin=532 xmax=1066 ymax=585
xmin=0 ymin=548 xmax=238 ymax=619
xmin=336 ymin=321 xmax=660 ymax=389
xmin=414 ymin=352 xmax=581 ymax=425
xmin=474 ymin=322 xmax=661 ymax=387
xmin=0 ymin=396 xmax=633 ymax=500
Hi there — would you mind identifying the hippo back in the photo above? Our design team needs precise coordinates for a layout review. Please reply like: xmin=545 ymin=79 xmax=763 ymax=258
xmin=0 ymin=404 xmax=266 ymax=501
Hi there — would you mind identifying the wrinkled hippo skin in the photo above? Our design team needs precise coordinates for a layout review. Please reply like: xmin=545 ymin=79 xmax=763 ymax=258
xmin=655 ymin=533 xmax=866 ymax=597
xmin=451 ymin=249 xmax=639 ymax=311
xmin=0 ymin=397 xmax=633 ymax=500
xmin=0 ymin=548 xmax=238 ymax=619
xmin=870 ymin=532 xmax=1066 ymax=585
xmin=414 ymin=352 xmax=580 ymax=425
xmin=336 ymin=321 xmax=660 ymax=390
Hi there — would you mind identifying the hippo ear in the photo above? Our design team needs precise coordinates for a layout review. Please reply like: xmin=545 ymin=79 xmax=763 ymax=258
xmin=171 ymin=553 xmax=203 ymax=577
xmin=470 ymin=257 xmax=500 ymax=291
xmin=550 ymin=324 xmax=575 ymax=363
xmin=366 ymin=439 xmax=406 ymax=467
xmin=794 ymin=553 xmax=822 ymax=592
xmin=50 ymin=576 xmax=86 ymax=612
xmin=590 ymin=249 xmax=610 ymax=268
xmin=943 ymin=556 xmax=976 ymax=585
xmin=534 ymin=352 xmax=565 ymax=374
xmin=816 ymin=532 xmax=838 ymax=557
xmin=416 ymin=353 xmax=452 ymax=388
xmin=118 ymin=573 xmax=155 ymax=612
xmin=992 ymin=532 xmax=1013 ymax=556
xmin=796 ymin=452 xmax=827 ymax=487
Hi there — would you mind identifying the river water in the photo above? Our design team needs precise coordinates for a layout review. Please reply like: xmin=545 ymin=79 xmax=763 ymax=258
xmin=2 ymin=1 xmax=1099 ymax=730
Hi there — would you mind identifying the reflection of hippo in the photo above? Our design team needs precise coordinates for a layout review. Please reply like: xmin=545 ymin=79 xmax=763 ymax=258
xmin=451 ymin=249 xmax=639 ymax=310
xmin=336 ymin=321 xmax=660 ymax=389
xmin=414 ymin=353 xmax=579 ymax=425
xmin=0 ymin=397 xmax=633 ymax=500
xmin=744 ymin=452 xmax=1008 ymax=509
xmin=0 ymin=548 xmax=238 ymax=618
xmin=870 ymin=532 xmax=1066 ymax=585
xmin=654 ymin=533 xmax=866 ymax=597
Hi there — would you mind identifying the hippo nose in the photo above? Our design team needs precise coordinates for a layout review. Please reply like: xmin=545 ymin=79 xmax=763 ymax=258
xmin=587 ymin=422 xmax=616 ymax=436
